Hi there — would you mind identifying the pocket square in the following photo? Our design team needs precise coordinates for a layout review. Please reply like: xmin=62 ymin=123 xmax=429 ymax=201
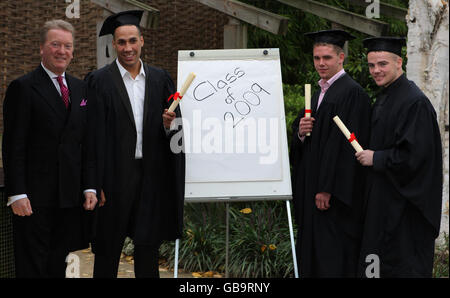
xmin=80 ymin=99 xmax=87 ymax=106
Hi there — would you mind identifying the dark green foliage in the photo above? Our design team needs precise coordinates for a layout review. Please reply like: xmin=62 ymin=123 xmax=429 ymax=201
xmin=160 ymin=201 xmax=296 ymax=277
xmin=160 ymin=203 xmax=226 ymax=273
xmin=433 ymin=233 xmax=449 ymax=278
xmin=227 ymin=201 xmax=296 ymax=278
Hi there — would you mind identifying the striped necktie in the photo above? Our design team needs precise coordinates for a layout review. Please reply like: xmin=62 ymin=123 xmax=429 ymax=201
xmin=56 ymin=75 xmax=69 ymax=109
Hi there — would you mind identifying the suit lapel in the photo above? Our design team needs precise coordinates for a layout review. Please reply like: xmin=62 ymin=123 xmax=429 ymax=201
xmin=108 ymin=61 xmax=137 ymax=130
xmin=143 ymin=64 xmax=158 ymax=129
xmin=311 ymin=90 xmax=320 ymax=117
xmin=66 ymin=74 xmax=82 ymax=109
xmin=64 ymin=74 xmax=82 ymax=135
xmin=32 ymin=65 xmax=67 ymax=121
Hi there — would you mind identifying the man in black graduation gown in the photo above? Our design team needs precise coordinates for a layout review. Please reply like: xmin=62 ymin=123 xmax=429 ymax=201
xmin=85 ymin=10 xmax=185 ymax=278
xmin=356 ymin=37 xmax=442 ymax=278
xmin=2 ymin=20 xmax=97 ymax=277
xmin=290 ymin=30 xmax=372 ymax=277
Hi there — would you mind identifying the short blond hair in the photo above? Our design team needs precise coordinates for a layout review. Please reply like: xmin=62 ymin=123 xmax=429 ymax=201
xmin=40 ymin=20 xmax=75 ymax=45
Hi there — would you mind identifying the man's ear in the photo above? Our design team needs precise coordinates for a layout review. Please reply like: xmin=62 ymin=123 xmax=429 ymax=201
xmin=397 ymin=56 xmax=403 ymax=70
xmin=393 ymin=55 xmax=403 ymax=72
xmin=339 ymin=52 xmax=345 ymax=65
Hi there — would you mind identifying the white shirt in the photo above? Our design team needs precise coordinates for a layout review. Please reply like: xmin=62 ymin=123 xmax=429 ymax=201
xmin=7 ymin=63 xmax=95 ymax=207
xmin=116 ymin=59 xmax=146 ymax=159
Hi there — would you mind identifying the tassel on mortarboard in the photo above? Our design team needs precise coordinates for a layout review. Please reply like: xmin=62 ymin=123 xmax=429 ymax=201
xmin=106 ymin=45 xmax=110 ymax=58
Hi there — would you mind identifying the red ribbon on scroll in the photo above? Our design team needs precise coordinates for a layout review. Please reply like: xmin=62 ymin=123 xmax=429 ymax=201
xmin=167 ymin=92 xmax=183 ymax=102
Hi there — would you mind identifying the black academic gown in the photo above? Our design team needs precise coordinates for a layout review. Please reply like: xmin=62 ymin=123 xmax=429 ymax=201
xmin=357 ymin=74 xmax=442 ymax=278
xmin=290 ymin=73 xmax=372 ymax=277
xmin=85 ymin=62 xmax=185 ymax=255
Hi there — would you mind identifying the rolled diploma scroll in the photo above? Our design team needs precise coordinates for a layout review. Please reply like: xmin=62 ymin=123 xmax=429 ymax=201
xmin=332 ymin=115 xmax=363 ymax=153
xmin=304 ymin=84 xmax=311 ymax=136
xmin=168 ymin=72 xmax=196 ymax=113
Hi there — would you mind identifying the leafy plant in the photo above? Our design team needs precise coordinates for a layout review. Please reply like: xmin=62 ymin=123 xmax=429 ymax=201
xmin=160 ymin=201 xmax=297 ymax=278
xmin=433 ymin=233 xmax=449 ymax=278
xmin=160 ymin=203 xmax=226 ymax=273
xmin=227 ymin=201 xmax=296 ymax=278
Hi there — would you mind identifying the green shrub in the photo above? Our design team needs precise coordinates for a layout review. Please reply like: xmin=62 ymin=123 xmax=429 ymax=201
xmin=160 ymin=203 xmax=226 ymax=273
xmin=227 ymin=201 xmax=296 ymax=278
xmin=160 ymin=201 xmax=297 ymax=278
xmin=433 ymin=233 xmax=449 ymax=278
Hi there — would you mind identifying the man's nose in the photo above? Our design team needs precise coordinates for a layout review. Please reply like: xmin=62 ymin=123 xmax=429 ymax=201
xmin=124 ymin=42 xmax=133 ymax=51
xmin=56 ymin=45 xmax=66 ymax=54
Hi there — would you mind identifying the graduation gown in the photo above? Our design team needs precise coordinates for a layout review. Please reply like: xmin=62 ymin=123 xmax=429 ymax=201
xmin=290 ymin=73 xmax=372 ymax=277
xmin=85 ymin=61 xmax=185 ymax=254
xmin=358 ymin=74 xmax=442 ymax=278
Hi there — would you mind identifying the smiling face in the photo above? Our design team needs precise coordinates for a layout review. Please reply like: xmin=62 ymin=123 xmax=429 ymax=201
xmin=313 ymin=44 xmax=345 ymax=81
xmin=367 ymin=51 xmax=403 ymax=87
xmin=112 ymin=25 xmax=144 ymax=72
xmin=40 ymin=28 xmax=74 ymax=75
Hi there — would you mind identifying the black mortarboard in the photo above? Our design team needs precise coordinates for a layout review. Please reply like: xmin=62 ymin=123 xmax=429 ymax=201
xmin=99 ymin=10 xmax=144 ymax=37
xmin=363 ymin=37 xmax=406 ymax=56
xmin=304 ymin=29 xmax=355 ymax=49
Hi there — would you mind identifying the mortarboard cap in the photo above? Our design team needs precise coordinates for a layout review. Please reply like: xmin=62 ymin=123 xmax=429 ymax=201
xmin=99 ymin=10 xmax=144 ymax=37
xmin=363 ymin=36 xmax=406 ymax=56
xmin=304 ymin=29 xmax=355 ymax=49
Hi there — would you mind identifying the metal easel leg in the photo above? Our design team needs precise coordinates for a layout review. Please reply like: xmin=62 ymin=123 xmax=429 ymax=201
xmin=286 ymin=200 xmax=299 ymax=278
xmin=225 ymin=202 xmax=230 ymax=278
xmin=174 ymin=238 xmax=180 ymax=278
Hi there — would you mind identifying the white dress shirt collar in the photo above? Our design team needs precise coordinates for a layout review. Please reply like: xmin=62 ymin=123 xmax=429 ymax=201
xmin=41 ymin=62 xmax=66 ymax=80
xmin=116 ymin=59 xmax=146 ymax=80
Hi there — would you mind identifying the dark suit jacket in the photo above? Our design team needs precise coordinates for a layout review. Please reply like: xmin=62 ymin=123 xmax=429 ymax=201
xmin=85 ymin=61 xmax=185 ymax=251
xmin=2 ymin=65 xmax=96 ymax=208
